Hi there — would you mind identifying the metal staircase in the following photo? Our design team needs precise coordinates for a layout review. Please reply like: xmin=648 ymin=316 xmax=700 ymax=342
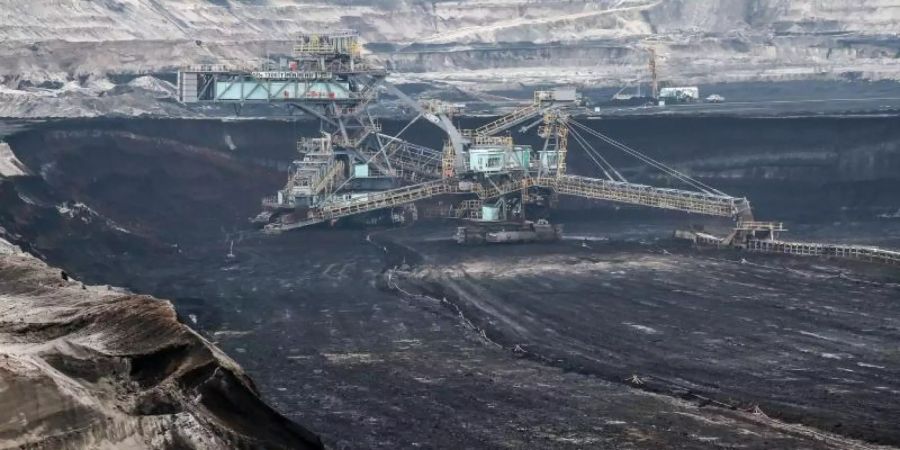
xmin=312 ymin=160 xmax=345 ymax=195
xmin=472 ymin=104 xmax=543 ymax=137
xmin=270 ymin=135 xmax=345 ymax=208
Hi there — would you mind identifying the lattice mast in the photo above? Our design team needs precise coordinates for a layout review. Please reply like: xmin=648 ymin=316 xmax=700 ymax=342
xmin=267 ymin=31 xmax=392 ymax=212
xmin=649 ymin=47 xmax=659 ymax=100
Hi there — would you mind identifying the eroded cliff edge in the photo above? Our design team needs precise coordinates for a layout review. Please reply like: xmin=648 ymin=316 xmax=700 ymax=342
xmin=0 ymin=239 xmax=323 ymax=450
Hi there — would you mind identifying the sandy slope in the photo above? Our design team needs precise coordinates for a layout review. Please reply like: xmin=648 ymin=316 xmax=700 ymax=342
xmin=0 ymin=238 xmax=323 ymax=449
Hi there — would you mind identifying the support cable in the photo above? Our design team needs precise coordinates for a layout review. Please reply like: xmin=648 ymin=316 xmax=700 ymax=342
xmin=572 ymin=120 xmax=724 ymax=195
xmin=380 ymin=113 xmax=424 ymax=156
xmin=569 ymin=119 xmax=712 ymax=193
xmin=567 ymin=125 xmax=627 ymax=182
xmin=567 ymin=126 xmax=615 ymax=181
xmin=569 ymin=120 xmax=726 ymax=196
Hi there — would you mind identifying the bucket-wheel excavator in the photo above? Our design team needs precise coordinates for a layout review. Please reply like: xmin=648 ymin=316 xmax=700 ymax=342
xmin=178 ymin=30 xmax=775 ymax=247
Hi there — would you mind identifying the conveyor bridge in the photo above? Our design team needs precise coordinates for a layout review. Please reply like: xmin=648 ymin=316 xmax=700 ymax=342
xmin=264 ymin=175 xmax=752 ymax=233
xmin=320 ymin=179 xmax=456 ymax=220
xmin=540 ymin=175 xmax=752 ymax=219
xmin=264 ymin=179 xmax=458 ymax=233
xmin=746 ymin=240 xmax=900 ymax=265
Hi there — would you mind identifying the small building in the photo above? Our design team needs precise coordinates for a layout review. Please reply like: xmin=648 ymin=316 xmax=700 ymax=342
xmin=535 ymin=88 xmax=579 ymax=103
xmin=481 ymin=205 xmax=501 ymax=222
xmin=658 ymin=87 xmax=700 ymax=103
xmin=353 ymin=163 xmax=370 ymax=178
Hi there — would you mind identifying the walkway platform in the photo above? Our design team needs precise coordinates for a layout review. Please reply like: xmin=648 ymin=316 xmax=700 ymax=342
xmin=747 ymin=239 xmax=900 ymax=265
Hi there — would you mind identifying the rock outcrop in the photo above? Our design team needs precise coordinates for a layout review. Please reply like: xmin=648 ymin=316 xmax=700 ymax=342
xmin=0 ymin=240 xmax=323 ymax=449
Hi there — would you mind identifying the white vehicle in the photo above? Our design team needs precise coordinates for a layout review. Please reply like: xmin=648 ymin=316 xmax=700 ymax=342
xmin=705 ymin=94 xmax=725 ymax=103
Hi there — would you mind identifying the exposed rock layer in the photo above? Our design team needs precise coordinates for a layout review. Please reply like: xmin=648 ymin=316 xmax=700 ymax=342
xmin=1 ymin=1 xmax=899 ymax=117
xmin=4 ymin=0 xmax=898 ymax=83
xmin=0 ymin=241 xmax=323 ymax=449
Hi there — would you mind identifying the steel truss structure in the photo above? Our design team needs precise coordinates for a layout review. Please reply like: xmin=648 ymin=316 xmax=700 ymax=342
xmin=178 ymin=30 xmax=757 ymax=237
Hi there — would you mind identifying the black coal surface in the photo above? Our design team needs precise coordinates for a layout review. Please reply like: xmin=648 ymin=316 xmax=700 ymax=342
xmin=1 ymin=116 xmax=899 ymax=448
xmin=390 ymin=224 xmax=900 ymax=444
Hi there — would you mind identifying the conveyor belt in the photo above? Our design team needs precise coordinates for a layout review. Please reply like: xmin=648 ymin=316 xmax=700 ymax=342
xmin=535 ymin=175 xmax=752 ymax=219
xmin=266 ymin=174 xmax=753 ymax=233
xmin=473 ymin=104 xmax=543 ymax=137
